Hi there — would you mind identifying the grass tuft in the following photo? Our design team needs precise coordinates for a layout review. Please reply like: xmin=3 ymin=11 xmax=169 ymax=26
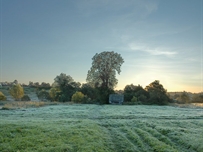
xmin=1 ymin=101 xmax=56 ymax=110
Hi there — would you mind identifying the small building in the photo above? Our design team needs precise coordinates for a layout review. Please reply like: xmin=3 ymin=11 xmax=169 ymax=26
xmin=109 ymin=94 xmax=124 ymax=104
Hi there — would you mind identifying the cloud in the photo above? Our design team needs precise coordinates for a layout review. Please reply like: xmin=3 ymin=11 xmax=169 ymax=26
xmin=128 ymin=43 xmax=177 ymax=56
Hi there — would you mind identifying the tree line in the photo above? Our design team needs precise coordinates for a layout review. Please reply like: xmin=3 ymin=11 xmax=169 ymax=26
xmin=0 ymin=51 xmax=202 ymax=104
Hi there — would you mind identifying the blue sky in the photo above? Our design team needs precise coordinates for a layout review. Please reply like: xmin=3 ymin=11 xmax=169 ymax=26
xmin=0 ymin=0 xmax=202 ymax=93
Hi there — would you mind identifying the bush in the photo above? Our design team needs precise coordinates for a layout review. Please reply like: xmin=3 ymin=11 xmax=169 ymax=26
xmin=0 ymin=91 xmax=6 ymax=101
xmin=131 ymin=96 xmax=137 ymax=102
xmin=9 ymin=84 xmax=24 ymax=101
xmin=123 ymin=96 xmax=142 ymax=105
xmin=37 ymin=89 xmax=50 ymax=101
xmin=192 ymin=93 xmax=203 ymax=103
xmin=176 ymin=92 xmax=190 ymax=104
xmin=49 ymin=88 xmax=60 ymax=101
xmin=71 ymin=91 xmax=85 ymax=103
xmin=21 ymin=95 xmax=31 ymax=101
xmin=80 ymin=83 xmax=97 ymax=101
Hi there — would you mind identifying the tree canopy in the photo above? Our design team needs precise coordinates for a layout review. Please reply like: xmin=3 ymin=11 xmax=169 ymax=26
xmin=124 ymin=84 xmax=149 ymax=102
xmin=86 ymin=51 xmax=124 ymax=89
xmin=145 ymin=80 xmax=170 ymax=105
xmin=80 ymin=83 xmax=97 ymax=101
xmin=53 ymin=73 xmax=80 ymax=102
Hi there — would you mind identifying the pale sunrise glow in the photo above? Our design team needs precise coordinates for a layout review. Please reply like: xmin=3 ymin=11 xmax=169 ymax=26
xmin=0 ymin=0 xmax=202 ymax=93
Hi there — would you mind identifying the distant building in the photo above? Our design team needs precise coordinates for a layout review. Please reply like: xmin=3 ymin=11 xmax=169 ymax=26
xmin=109 ymin=94 xmax=124 ymax=104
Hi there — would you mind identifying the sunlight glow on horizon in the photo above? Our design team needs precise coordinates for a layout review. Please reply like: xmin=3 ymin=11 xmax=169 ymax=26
xmin=0 ymin=0 xmax=202 ymax=93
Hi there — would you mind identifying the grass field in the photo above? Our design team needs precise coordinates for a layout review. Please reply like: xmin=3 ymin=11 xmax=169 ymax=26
xmin=0 ymin=104 xmax=203 ymax=152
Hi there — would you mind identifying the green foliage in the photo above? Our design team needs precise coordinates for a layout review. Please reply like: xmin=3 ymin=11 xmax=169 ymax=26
xmin=0 ymin=91 xmax=6 ymax=101
xmin=87 ymin=51 xmax=124 ymax=89
xmin=39 ymin=82 xmax=51 ymax=89
xmin=49 ymin=87 xmax=60 ymax=101
xmin=81 ymin=95 xmax=92 ymax=104
xmin=0 ymin=121 xmax=112 ymax=152
xmin=80 ymin=83 xmax=97 ymax=101
xmin=145 ymin=80 xmax=170 ymax=105
xmin=9 ymin=84 xmax=24 ymax=101
xmin=53 ymin=73 xmax=80 ymax=102
xmin=37 ymin=89 xmax=50 ymax=101
xmin=138 ymin=94 xmax=147 ymax=102
xmin=131 ymin=96 xmax=137 ymax=102
xmin=71 ymin=91 xmax=85 ymax=103
xmin=1 ymin=105 xmax=203 ymax=151
xmin=124 ymin=84 xmax=149 ymax=102
xmin=21 ymin=94 xmax=31 ymax=101
xmin=96 ymin=86 xmax=115 ymax=104
xmin=124 ymin=84 xmax=137 ymax=102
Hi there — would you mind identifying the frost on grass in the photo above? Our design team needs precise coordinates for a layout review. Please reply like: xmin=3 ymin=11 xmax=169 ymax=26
xmin=0 ymin=104 xmax=203 ymax=152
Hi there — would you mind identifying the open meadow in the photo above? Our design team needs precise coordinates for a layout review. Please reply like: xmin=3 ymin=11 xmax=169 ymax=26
xmin=0 ymin=104 xmax=203 ymax=152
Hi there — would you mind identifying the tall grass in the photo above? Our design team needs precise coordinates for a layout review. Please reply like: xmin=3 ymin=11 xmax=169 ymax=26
xmin=1 ymin=101 xmax=55 ymax=110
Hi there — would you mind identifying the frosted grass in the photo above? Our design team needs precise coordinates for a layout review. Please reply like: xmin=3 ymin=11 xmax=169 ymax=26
xmin=0 ymin=104 xmax=203 ymax=151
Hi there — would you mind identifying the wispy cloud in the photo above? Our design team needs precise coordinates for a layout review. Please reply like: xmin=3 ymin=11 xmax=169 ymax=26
xmin=128 ymin=43 xmax=178 ymax=56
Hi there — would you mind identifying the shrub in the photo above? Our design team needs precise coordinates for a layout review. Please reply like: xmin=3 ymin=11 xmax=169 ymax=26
xmin=37 ymin=89 xmax=50 ymax=101
xmin=131 ymin=96 xmax=137 ymax=102
xmin=0 ymin=91 xmax=6 ymax=101
xmin=21 ymin=94 xmax=31 ymax=101
xmin=176 ymin=91 xmax=190 ymax=104
xmin=80 ymin=83 xmax=97 ymax=101
xmin=2 ymin=101 xmax=47 ymax=110
xmin=192 ymin=93 xmax=203 ymax=103
xmin=49 ymin=87 xmax=60 ymax=101
xmin=71 ymin=91 xmax=85 ymax=103
xmin=123 ymin=96 xmax=142 ymax=105
xmin=9 ymin=84 xmax=24 ymax=101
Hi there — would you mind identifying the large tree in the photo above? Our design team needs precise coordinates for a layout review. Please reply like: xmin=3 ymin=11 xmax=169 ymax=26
xmin=145 ymin=80 xmax=170 ymax=105
xmin=53 ymin=73 xmax=80 ymax=102
xmin=86 ymin=51 xmax=124 ymax=89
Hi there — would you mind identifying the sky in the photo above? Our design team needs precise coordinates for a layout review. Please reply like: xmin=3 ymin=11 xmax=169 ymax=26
xmin=0 ymin=0 xmax=202 ymax=93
